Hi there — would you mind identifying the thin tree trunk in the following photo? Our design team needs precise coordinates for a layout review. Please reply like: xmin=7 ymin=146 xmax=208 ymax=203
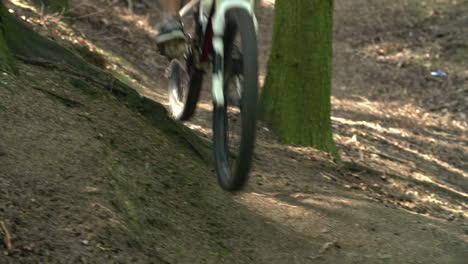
xmin=259 ymin=0 xmax=337 ymax=156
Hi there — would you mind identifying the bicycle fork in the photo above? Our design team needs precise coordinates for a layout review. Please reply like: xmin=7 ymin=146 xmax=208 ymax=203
xmin=210 ymin=0 xmax=257 ymax=107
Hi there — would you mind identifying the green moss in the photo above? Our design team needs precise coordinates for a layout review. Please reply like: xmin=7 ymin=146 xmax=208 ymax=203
xmin=0 ymin=9 xmax=17 ymax=74
xmin=32 ymin=85 xmax=82 ymax=107
xmin=108 ymin=163 xmax=143 ymax=244
xmin=69 ymin=77 xmax=99 ymax=99
xmin=112 ymin=71 xmax=135 ymax=88
xmin=74 ymin=46 xmax=107 ymax=69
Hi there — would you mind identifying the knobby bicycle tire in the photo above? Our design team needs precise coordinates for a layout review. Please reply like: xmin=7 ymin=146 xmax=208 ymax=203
xmin=168 ymin=61 xmax=203 ymax=121
xmin=167 ymin=13 xmax=204 ymax=121
xmin=213 ymin=9 xmax=258 ymax=191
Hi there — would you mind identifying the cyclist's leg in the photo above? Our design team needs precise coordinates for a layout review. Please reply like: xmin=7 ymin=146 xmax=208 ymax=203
xmin=157 ymin=0 xmax=187 ymax=58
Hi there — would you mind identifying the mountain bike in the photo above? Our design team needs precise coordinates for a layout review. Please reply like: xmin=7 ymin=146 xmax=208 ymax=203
xmin=166 ymin=0 xmax=258 ymax=191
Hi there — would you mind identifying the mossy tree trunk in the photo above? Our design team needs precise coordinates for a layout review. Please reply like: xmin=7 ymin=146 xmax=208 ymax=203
xmin=259 ymin=0 xmax=337 ymax=156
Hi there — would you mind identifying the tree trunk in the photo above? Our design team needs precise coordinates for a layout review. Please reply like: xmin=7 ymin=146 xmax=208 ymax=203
xmin=259 ymin=0 xmax=337 ymax=156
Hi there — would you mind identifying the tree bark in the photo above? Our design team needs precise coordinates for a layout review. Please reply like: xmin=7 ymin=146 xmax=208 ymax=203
xmin=259 ymin=0 xmax=337 ymax=156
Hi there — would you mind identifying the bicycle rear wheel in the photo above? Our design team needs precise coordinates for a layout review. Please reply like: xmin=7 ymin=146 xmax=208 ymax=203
xmin=167 ymin=55 xmax=203 ymax=121
xmin=167 ymin=12 xmax=204 ymax=121
xmin=213 ymin=9 xmax=258 ymax=191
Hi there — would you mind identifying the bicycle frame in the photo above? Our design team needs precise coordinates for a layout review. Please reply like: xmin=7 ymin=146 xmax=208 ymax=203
xmin=179 ymin=0 xmax=257 ymax=107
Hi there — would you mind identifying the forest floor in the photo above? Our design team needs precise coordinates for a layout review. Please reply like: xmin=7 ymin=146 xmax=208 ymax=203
xmin=0 ymin=0 xmax=467 ymax=263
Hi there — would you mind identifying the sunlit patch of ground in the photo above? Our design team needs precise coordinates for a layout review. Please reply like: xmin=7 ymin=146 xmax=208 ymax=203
xmin=331 ymin=95 xmax=467 ymax=219
xmin=330 ymin=0 xmax=468 ymax=222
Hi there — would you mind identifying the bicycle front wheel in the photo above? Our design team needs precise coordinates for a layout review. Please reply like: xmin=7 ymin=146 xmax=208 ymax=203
xmin=213 ymin=9 xmax=258 ymax=191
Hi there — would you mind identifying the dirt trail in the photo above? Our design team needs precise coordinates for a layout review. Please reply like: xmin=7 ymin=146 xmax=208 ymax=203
xmin=1 ymin=0 xmax=467 ymax=263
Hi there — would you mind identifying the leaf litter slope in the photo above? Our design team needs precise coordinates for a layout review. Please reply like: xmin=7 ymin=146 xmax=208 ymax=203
xmin=1 ymin=0 xmax=467 ymax=263
xmin=0 ymin=62 xmax=320 ymax=263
